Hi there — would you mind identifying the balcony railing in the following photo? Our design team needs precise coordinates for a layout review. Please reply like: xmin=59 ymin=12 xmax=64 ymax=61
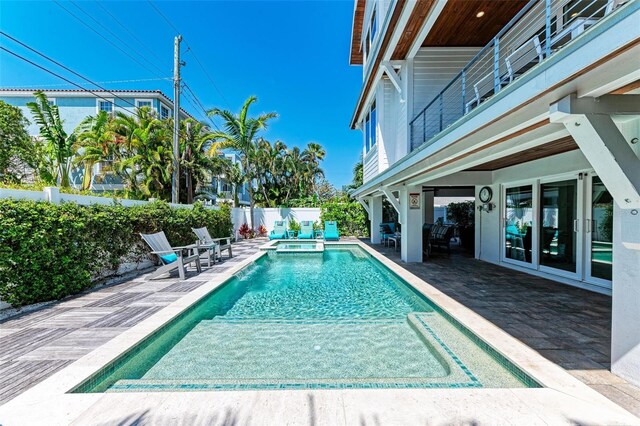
xmin=409 ymin=0 xmax=629 ymax=152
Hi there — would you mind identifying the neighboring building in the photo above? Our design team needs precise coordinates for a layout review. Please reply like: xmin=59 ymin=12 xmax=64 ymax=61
xmin=348 ymin=0 xmax=640 ymax=386
xmin=205 ymin=152 xmax=251 ymax=206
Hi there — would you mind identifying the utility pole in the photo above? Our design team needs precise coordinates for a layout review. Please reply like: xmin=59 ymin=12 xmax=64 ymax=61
xmin=171 ymin=35 xmax=183 ymax=204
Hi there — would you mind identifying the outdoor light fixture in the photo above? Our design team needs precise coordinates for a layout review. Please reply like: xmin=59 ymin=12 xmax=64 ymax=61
xmin=476 ymin=11 xmax=485 ymax=18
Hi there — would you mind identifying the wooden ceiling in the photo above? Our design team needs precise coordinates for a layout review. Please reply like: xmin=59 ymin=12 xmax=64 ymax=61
xmin=422 ymin=0 xmax=528 ymax=47
xmin=467 ymin=137 xmax=579 ymax=171
xmin=350 ymin=0 xmax=366 ymax=65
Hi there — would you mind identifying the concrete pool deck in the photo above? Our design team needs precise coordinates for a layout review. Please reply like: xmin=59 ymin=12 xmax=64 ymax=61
xmin=0 ymin=238 xmax=638 ymax=424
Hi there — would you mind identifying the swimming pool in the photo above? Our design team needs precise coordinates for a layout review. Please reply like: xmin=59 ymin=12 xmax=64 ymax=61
xmin=74 ymin=245 xmax=538 ymax=392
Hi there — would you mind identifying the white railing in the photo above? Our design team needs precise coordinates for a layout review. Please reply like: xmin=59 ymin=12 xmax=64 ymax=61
xmin=409 ymin=0 xmax=632 ymax=152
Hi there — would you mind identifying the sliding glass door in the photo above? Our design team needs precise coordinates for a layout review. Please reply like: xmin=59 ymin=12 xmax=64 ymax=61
xmin=539 ymin=179 xmax=581 ymax=277
xmin=503 ymin=185 xmax=534 ymax=266
xmin=586 ymin=176 xmax=613 ymax=286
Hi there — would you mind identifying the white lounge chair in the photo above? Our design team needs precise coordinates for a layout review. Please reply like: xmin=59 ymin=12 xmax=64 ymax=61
xmin=192 ymin=227 xmax=233 ymax=266
xmin=465 ymin=72 xmax=494 ymax=113
xmin=141 ymin=231 xmax=202 ymax=280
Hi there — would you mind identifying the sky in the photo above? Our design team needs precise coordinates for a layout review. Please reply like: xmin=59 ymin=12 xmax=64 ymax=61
xmin=0 ymin=0 xmax=363 ymax=188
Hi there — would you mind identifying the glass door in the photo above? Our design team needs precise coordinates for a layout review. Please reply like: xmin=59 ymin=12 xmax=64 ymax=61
xmin=585 ymin=175 xmax=613 ymax=287
xmin=539 ymin=179 xmax=581 ymax=277
xmin=503 ymin=185 xmax=535 ymax=266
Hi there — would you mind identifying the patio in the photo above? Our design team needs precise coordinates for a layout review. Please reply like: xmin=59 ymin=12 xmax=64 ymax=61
xmin=0 ymin=238 xmax=266 ymax=406
xmin=0 ymin=236 xmax=638 ymax=419
xmin=366 ymin=240 xmax=640 ymax=416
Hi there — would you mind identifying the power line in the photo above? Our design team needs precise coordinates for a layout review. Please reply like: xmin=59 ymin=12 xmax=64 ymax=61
xmin=1 ymin=31 xmax=144 ymax=114
xmin=68 ymin=0 xmax=169 ymax=78
xmin=182 ymin=81 xmax=222 ymax=132
xmin=0 ymin=46 xmax=140 ymax=118
xmin=2 ymin=77 xmax=172 ymax=89
xmin=146 ymin=0 xmax=181 ymax=34
xmin=94 ymin=1 xmax=167 ymax=67
xmin=52 ymin=0 xmax=167 ymax=80
xmin=146 ymin=0 xmax=231 ymax=109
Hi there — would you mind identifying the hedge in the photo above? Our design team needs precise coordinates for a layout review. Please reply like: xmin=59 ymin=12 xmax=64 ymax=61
xmin=0 ymin=199 xmax=232 ymax=307
xmin=320 ymin=198 xmax=370 ymax=237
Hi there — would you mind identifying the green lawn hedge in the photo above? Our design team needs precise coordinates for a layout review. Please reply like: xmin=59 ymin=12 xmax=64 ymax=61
xmin=0 ymin=199 xmax=232 ymax=307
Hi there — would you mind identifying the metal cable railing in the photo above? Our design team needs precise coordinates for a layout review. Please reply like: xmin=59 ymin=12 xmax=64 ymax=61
xmin=409 ymin=0 xmax=629 ymax=152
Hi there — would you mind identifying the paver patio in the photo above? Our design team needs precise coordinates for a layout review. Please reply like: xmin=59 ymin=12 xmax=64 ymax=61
xmin=0 ymin=238 xmax=266 ymax=405
xmin=366 ymin=239 xmax=640 ymax=417
xmin=0 ymin=236 xmax=638 ymax=419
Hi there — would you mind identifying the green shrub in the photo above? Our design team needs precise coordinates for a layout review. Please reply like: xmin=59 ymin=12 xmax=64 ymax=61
xmin=0 ymin=199 xmax=232 ymax=307
xmin=320 ymin=197 xmax=370 ymax=237
xmin=288 ymin=218 xmax=301 ymax=232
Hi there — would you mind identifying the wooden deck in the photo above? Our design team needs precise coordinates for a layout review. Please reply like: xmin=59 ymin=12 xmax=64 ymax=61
xmin=0 ymin=238 xmax=266 ymax=405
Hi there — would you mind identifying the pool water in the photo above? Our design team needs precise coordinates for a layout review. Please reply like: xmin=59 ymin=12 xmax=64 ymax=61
xmin=76 ymin=245 xmax=537 ymax=392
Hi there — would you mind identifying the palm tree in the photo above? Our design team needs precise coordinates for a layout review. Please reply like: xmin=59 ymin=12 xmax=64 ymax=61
xmin=26 ymin=91 xmax=76 ymax=187
xmin=179 ymin=118 xmax=219 ymax=204
xmin=207 ymin=96 xmax=277 ymax=225
xmin=224 ymin=162 xmax=245 ymax=207
xmin=73 ymin=111 xmax=113 ymax=190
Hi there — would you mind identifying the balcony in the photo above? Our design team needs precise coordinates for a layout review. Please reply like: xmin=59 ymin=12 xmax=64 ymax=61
xmin=410 ymin=0 xmax=630 ymax=152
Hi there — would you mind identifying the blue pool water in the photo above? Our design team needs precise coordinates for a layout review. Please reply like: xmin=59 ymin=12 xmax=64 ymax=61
xmin=75 ymin=246 xmax=537 ymax=392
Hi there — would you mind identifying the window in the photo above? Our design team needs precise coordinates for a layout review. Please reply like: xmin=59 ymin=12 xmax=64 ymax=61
xmin=47 ymin=98 xmax=56 ymax=106
xmin=97 ymin=99 xmax=113 ymax=113
xmin=363 ymin=101 xmax=377 ymax=154
xmin=370 ymin=9 xmax=377 ymax=44
xmin=136 ymin=99 xmax=152 ymax=109
xmin=160 ymin=105 xmax=170 ymax=119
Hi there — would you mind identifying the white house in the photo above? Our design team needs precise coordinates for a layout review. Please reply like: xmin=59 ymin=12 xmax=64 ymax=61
xmin=348 ymin=0 xmax=640 ymax=386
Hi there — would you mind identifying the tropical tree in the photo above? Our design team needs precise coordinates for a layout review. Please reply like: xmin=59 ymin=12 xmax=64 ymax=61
xmin=26 ymin=91 xmax=76 ymax=187
xmin=207 ymin=96 xmax=278 ymax=224
xmin=73 ymin=111 xmax=113 ymax=190
xmin=223 ymin=161 xmax=246 ymax=207
xmin=0 ymin=100 xmax=35 ymax=183
xmin=179 ymin=118 xmax=221 ymax=204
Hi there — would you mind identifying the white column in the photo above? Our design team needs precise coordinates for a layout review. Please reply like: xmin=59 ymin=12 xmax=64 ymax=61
xmin=424 ymin=191 xmax=435 ymax=224
xmin=400 ymin=185 xmax=423 ymax=262
xmin=611 ymin=203 xmax=640 ymax=387
xmin=370 ymin=196 xmax=383 ymax=244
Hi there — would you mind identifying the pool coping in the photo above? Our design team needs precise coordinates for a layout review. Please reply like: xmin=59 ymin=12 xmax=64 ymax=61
xmin=0 ymin=239 xmax=637 ymax=424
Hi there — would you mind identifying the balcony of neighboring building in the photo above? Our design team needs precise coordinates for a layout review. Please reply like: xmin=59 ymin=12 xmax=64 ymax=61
xmin=409 ymin=0 xmax=635 ymax=152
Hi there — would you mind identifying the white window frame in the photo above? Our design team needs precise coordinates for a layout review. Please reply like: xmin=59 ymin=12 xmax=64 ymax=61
xmin=160 ymin=103 xmax=171 ymax=119
xmin=135 ymin=98 xmax=153 ymax=109
xmin=363 ymin=101 xmax=377 ymax=154
xmin=96 ymin=98 xmax=114 ymax=114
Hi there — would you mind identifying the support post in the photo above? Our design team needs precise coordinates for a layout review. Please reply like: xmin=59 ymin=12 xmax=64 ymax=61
xmin=172 ymin=35 xmax=183 ymax=204
xmin=424 ymin=190 xmax=435 ymax=224
xmin=611 ymin=204 xmax=640 ymax=386
xmin=370 ymin=196 xmax=383 ymax=244
xmin=400 ymin=185 xmax=423 ymax=262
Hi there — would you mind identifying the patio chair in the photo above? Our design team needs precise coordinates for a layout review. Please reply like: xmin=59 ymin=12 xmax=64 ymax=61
xmin=465 ymin=72 xmax=494 ymax=113
xmin=504 ymin=36 xmax=543 ymax=84
xmin=298 ymin=221 xmax=315 ymax=239
xmin=269 ymin=221 xmax=288 ymax=240
xmin=141 ymin=231 xmax=202 ymax=280
xmin=380 ymin=222 xmax=396 ymax=245
xmin=192 ymin=227 xmax=234 ymax=267
xmin=324 ymin=221 xmax=340 ymax=241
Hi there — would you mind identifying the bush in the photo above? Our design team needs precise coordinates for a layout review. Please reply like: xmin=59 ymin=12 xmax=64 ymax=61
xmin=238 ymin=223 xmax=254 ymax=239
xmin=0 ymin=199 xmax=232 ymax=307
xmin=320 ymin=197 xmax=370 ymax=237
xmin=288 ymin=218 xmax=301 ymax=232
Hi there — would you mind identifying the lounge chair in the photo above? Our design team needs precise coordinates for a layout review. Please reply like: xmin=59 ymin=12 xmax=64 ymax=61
xmin=324 ymin=221 xmax=340 ymax=241
xmin=192 ymin=227 xmax=233 ymax=267
xmin=141 ymin=231 xmax=202 ymax=280
xmin=298 ymin=221 xmax=315 ymax=239
xmin=269 ymin=221 xmax=288 ymax=240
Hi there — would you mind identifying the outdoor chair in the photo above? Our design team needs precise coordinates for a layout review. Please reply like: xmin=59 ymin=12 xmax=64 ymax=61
xmin=380 ymin=222 xmax=396 ymax=245
xmin=324 ymin=221 xmax=340 ymax=241
xmin=141 ymin=231 xmax=202 ymax=280
xmin=429 ymin=224 xmax=455 ymax=255
xmin=505 ymin=36 xmax=543 ymax=84
xmin=192 ymin=227 xmax=233 ymax=267
xmin=269 ymin=221 xmax=288 ymax=240
xmin=298 ymin=221 xmax=315 ymax=239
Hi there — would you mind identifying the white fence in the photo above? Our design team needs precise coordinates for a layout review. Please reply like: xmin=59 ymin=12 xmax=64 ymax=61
xmin=0 ymin=187 xmax=217 ymax=210
xmin=231 ymin=207 xmax=322 ymax=238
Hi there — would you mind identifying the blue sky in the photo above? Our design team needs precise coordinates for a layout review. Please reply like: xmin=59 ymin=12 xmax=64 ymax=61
xmin=0 ymin=0 xmax=363 ymax=187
